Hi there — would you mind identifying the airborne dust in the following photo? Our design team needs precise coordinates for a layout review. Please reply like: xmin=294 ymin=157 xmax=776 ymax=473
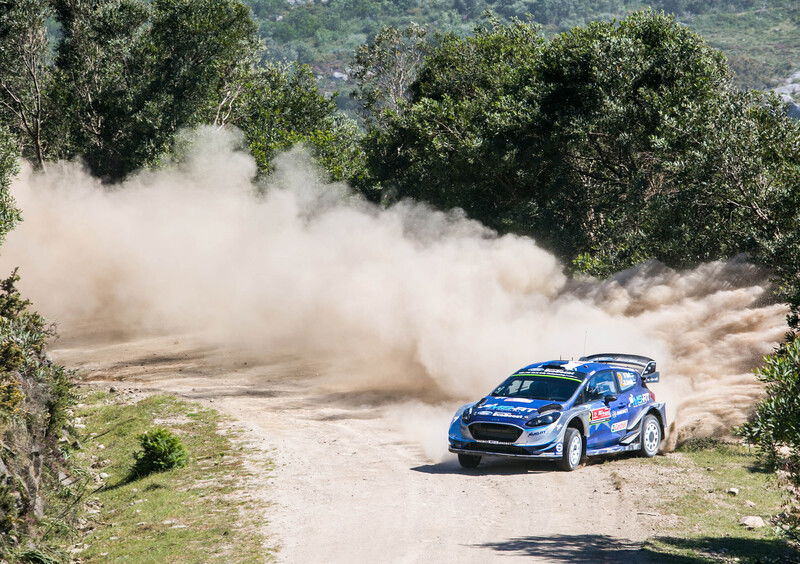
xmin=1 ymin=128 xmax=787 ymax=450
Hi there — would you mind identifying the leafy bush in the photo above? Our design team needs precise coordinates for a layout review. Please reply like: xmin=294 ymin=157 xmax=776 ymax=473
xmin=739 ymin=338 xmax=800 ymax=541
xmin=131 ymin=428 xmax=188 ymax=477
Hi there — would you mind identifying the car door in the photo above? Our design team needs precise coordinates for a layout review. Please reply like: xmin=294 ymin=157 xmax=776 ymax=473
xmin=607 ymin=370 xmax=638 ymax=441
xmin=581 ymin=371 xmax=619 ymax=450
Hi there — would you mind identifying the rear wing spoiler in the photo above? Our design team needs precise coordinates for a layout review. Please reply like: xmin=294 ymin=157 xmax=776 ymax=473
xmin=579 ymin=353 xmax=660 ymax=383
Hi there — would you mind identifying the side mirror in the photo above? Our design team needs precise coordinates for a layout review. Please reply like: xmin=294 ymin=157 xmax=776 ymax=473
xmin=603 ymin=394 xmax=618 ymax=405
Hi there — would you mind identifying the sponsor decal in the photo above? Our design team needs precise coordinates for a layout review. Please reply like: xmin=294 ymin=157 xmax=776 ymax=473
xmin=476 ymin=410 xmax=492 ymax=416
xmin=590 ymin=407 xmax=611 ymax=421
xmin=489 ymin=405 xmax=536 ymax=413
xmin=613 ymin=408 xmax=629 ymax=417
xmin=556 ymin=443 xmax=563 ymax=453
xmin=528 ymin=430 xmax=545 ymax=437
xmin=611 ymin=420 xmax=628 ymax=433
xmin=628 ymin=392 xmax=651 ymax=407
xmin=493 ymin=412 xmax=527 ymax=419
xmin=505 ymin=398 xmax=534 ymax=403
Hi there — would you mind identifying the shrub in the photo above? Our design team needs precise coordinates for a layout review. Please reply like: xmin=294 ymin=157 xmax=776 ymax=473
xmin=739 ymin=338 xmax=800 ymax=541
xmin=131 ymin=428 xmax=188 ymax=477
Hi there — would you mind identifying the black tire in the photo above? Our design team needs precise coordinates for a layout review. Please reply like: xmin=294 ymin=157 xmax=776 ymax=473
xmin=639 ymin=414 xmax=661 ymax=458
xmin=558 ymin=427 xmax=584 ymax=472
xmin=458 ymin=453 xmax=481 ymax=469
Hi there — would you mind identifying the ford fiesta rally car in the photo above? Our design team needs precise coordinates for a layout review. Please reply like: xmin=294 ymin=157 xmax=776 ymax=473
xmin=448 ymin=353 xmax=666 ymax=471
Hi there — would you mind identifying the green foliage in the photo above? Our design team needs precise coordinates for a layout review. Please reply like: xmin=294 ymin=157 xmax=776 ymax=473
xmin=0 ymin=125 xmax=21 ymax=244
xmin=131 ymin=427 xmax=188 ymax=477
xmin=0 ymin=270 xmax=76 ymax=559
xmin=51 ymin=0 xmax=259 ymax=179
xmin=231 ymin=63 xmax=366 ymax=181
xmin=740 ymin=339 xmax=800 ymax=541
xmin=362 ymin=12 xmax=800 ymax=300
xmin=1 ymin=0 xmax=358 ymax=182
xmin=740 ymin=340 xmax=800 ymax=469
xmin=363 ymin=18 xmax=546 ymax=230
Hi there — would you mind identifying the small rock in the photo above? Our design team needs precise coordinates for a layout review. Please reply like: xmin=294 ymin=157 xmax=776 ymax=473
xmin=705 ymin=467 xmax=713 ymax=471
xmin=727 ymin=488 xmax=739 ymax=496
xmin=109 ymin=386 xmax=117 ymax=393
xmin=745 ymin=500 xmax=756 ymax=508
xmin=97 ymin=444 xmax=106 ymax=450
xmin=98 ymin=472 xmax=110 ymax=480
xmin=740 ymin=515 xmax=766 ymax=529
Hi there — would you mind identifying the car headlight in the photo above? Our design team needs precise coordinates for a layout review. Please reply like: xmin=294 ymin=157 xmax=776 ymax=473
xmin=461 ymin=405 xmax=475 ymax=424
xmin=525 ymin=411 xmax=561 ymax=427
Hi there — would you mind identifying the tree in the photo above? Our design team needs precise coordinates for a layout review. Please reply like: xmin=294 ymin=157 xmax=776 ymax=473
xmin=531 ymin=9 xmax=735 ymax=261
xmin=352 ymin=23 xmax=430 ymax=124
xmin=361 ymin=18 xmax=545 ymax=229
xmin=51 ymin=0 xmax=259 ymax=179
xmin=230 ymin=63 xmax=366 ymax=182
xmin=0 ymin=0 xmax=360 ymax=182
xmin=0 ymin=0 xmax=53 ymax=168
xmin=361 ymin=11 xmax=800 ymax=269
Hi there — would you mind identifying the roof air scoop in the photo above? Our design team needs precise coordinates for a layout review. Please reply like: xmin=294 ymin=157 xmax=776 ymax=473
xmin=541 ymin=361 xmax=568 ymax=370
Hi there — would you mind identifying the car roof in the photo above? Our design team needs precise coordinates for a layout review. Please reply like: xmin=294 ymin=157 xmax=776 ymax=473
xmin=512 ymin=359 xmax=639 ymax=380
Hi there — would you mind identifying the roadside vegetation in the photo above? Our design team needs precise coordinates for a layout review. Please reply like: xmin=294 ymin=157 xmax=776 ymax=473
xmin=70 ymin=390 xmax=272 ymax=563
xmin=647 ymin=442 xmax=791 ymax=561
xmin=638 ymin=440 xmax=800 ymax=562
xmin=740 ymin=340 xmax=800 ymax=544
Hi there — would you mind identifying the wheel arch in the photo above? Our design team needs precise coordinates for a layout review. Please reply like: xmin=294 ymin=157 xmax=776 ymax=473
xmin=645 ymin=407 xmax=665 ymax=436
xmin=566 ymin=415 xmax=586 ymax=437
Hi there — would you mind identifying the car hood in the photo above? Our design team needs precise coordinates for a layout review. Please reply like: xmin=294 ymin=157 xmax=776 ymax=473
xmin=468 ymin=396 xmax=564 ymax=424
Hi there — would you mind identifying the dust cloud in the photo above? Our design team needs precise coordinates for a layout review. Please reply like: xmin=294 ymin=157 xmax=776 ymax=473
xmin=1 ymin=127 xmax=787 ymax=446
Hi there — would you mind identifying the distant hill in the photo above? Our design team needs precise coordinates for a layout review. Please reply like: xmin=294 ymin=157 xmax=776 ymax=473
xmin=245 ymin=0 xmax=799 ymax=109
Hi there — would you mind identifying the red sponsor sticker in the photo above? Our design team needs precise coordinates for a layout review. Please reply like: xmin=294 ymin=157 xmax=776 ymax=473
xmin=590 ymin=407 xmax=611 ymax=421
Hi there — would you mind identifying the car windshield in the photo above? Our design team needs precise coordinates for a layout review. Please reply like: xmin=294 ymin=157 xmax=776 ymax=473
xmin=491 ymin=374 xmax=581 ymax=402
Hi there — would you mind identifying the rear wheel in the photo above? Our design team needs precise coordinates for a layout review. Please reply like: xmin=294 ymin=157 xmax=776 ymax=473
xmin=639 ymin=414 xmax=661 ymax=458
xmin=558 ymin=427 xmax=583 ymax=471
xmin=458 ymin=453 xmax=481 ymax=469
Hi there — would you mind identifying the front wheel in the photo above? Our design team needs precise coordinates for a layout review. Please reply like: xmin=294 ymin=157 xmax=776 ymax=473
xmin=639 ymin=414 xmax=661 ymax=458
xmin=558 ymin=427 xmax=584 ymax=471
xmin=458 ymin=453 xmax=481 ymax=469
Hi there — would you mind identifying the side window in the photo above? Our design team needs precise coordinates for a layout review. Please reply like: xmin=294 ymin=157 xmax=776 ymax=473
xmin=616 ymin=371 xmax=637 ymax=392
xmin=584 ymin=371 xmax=617 ymax=402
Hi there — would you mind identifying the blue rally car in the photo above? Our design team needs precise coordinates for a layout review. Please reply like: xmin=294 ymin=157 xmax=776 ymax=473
xmin=448 ymin=353 xmax=666 ymax=471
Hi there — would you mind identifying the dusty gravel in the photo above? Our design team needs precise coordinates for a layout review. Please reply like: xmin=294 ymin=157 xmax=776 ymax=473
xmin=52 ymin=335 xmax=672 ymax=563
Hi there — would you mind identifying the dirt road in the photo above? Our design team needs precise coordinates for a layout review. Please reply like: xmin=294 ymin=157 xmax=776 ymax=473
xmin=53 ymin=335 xmax=659 ymax=563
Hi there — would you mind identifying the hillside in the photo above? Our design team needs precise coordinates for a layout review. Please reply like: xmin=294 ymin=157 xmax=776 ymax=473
xmin=246 ymin=0 xmax=800 ymax=107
